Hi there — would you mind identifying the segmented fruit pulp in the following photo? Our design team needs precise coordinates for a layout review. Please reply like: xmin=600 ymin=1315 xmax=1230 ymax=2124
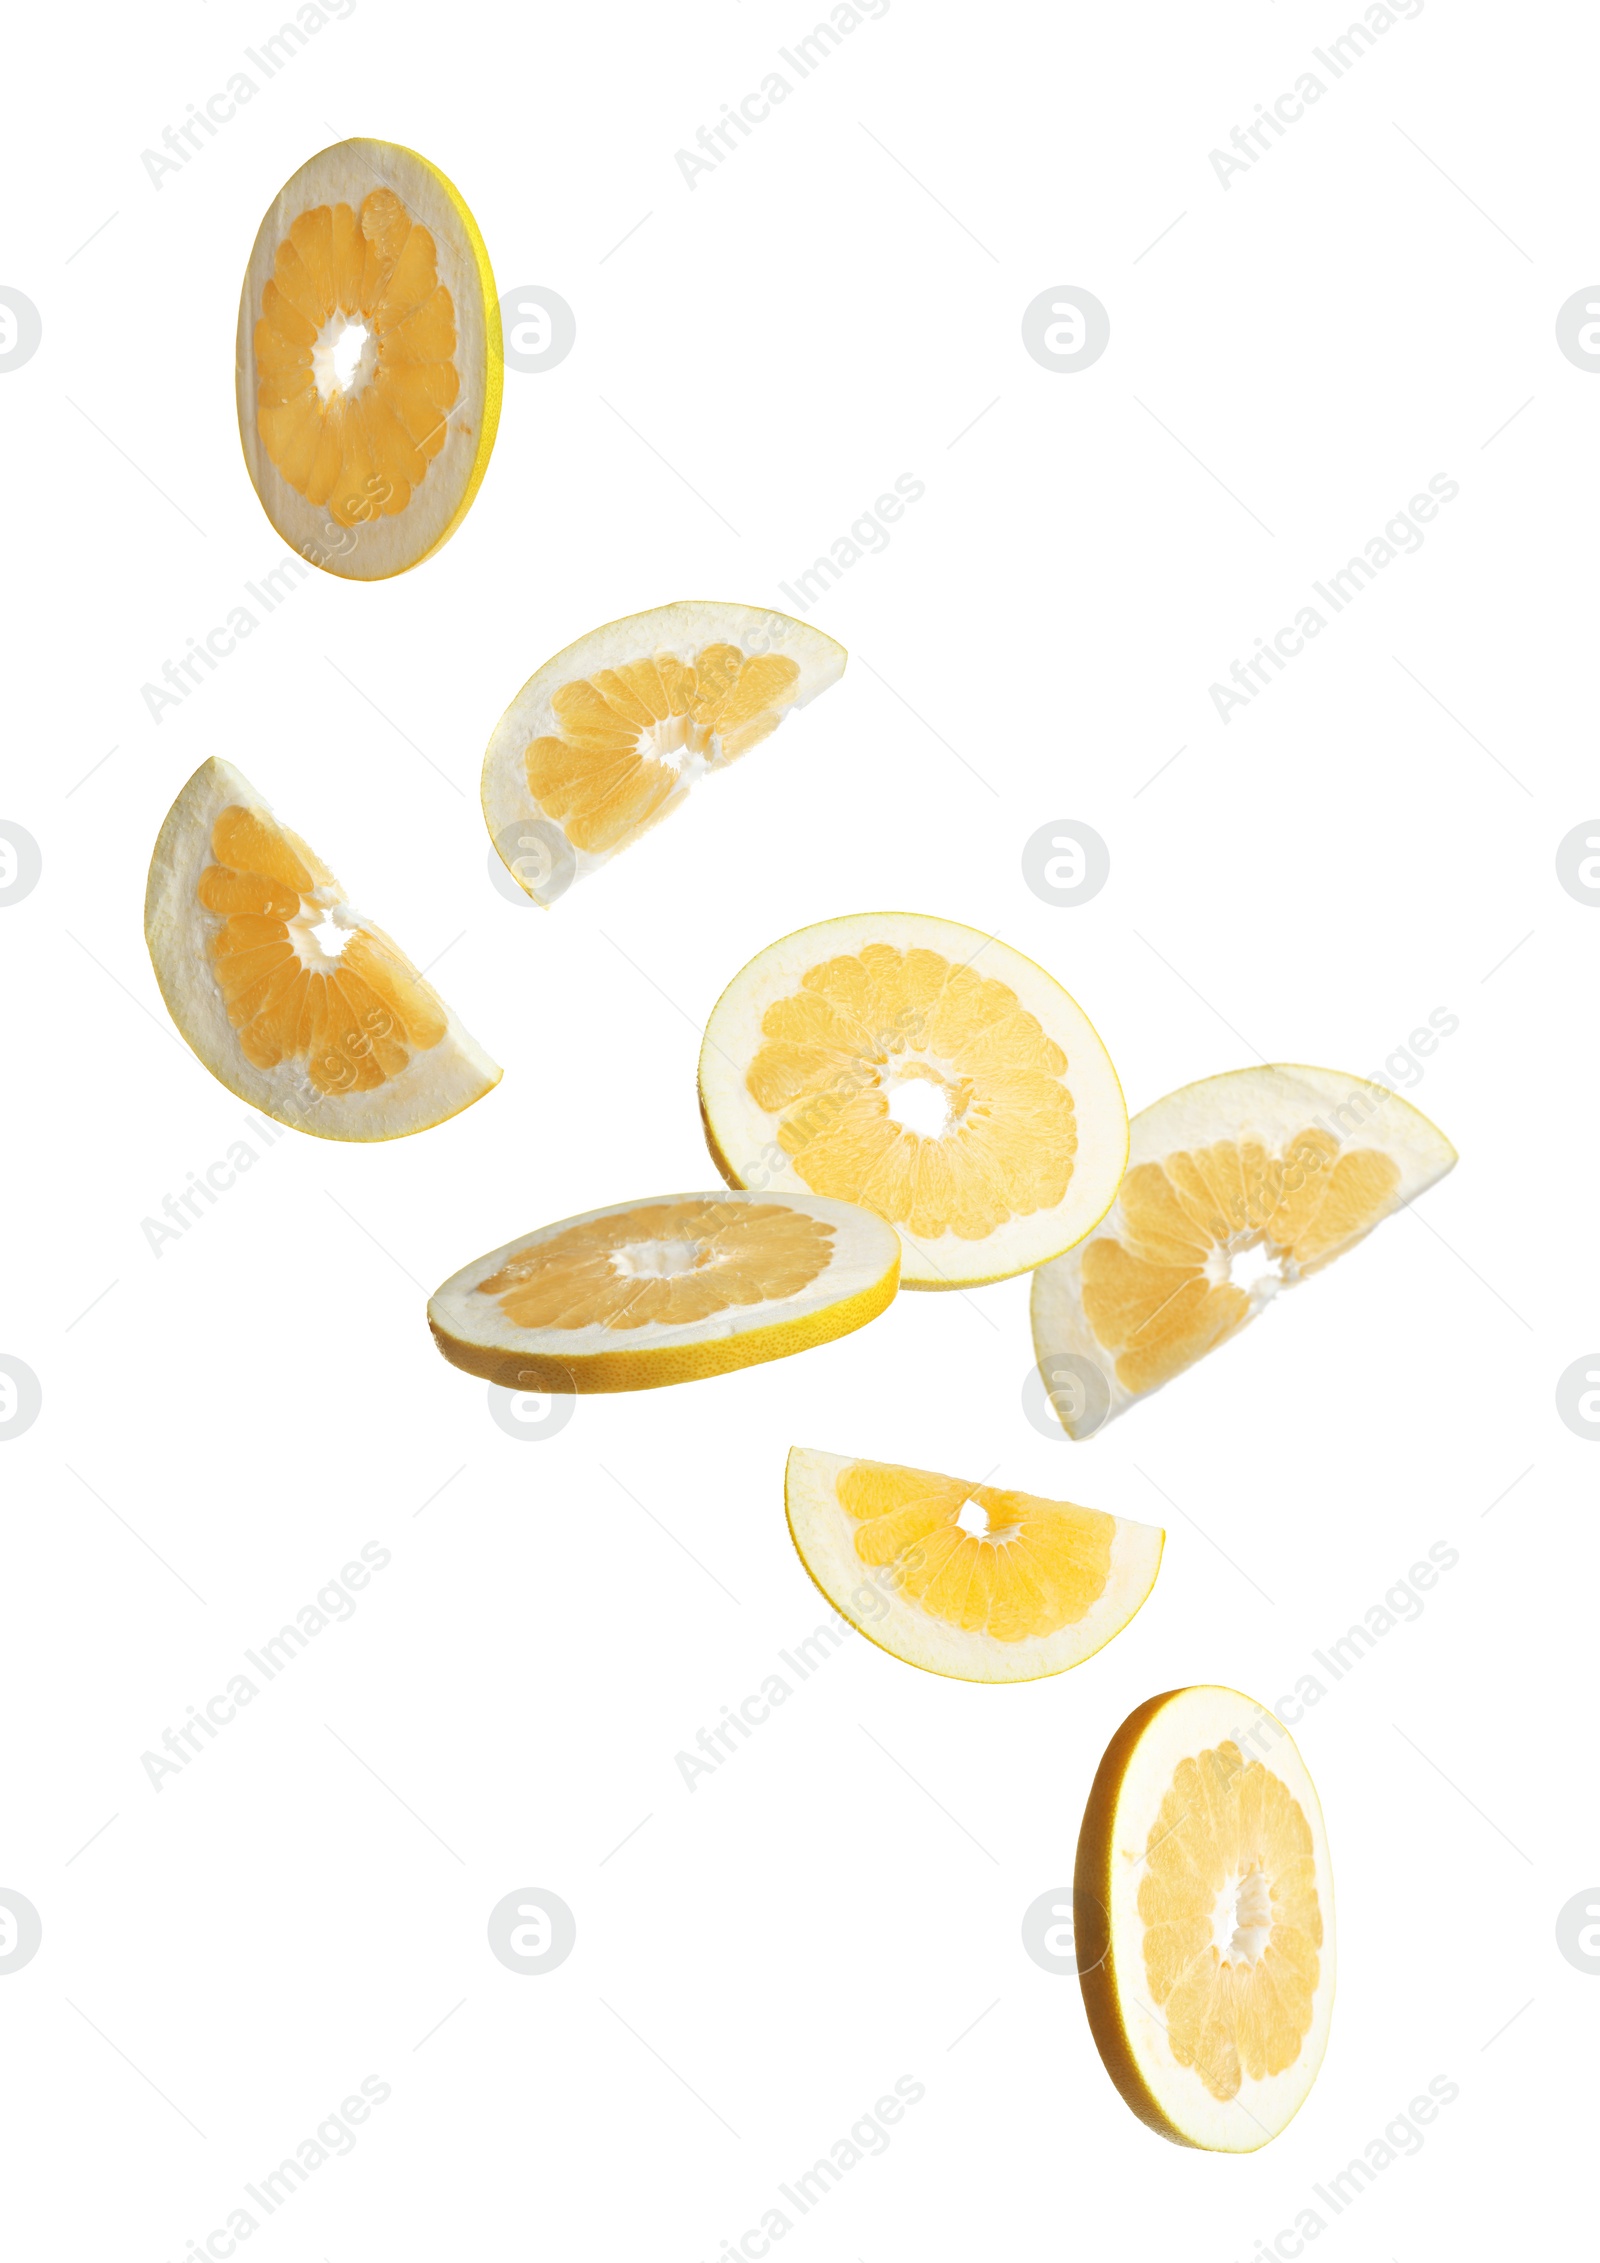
xmin=477 ymin=1199 xmax=835 ymax=1331
xmin=1139 ymin=1741 xmax=1322 ymax=2103
xmin=202 ymin=806 xmax=445 ymax=1096
xmin=527 ymin=645 xmax=801 ymax=855
xmin=744 ymin=944 xmax=1078 ymax=1240
xmin=835 ymin=1459 xmax=1114 ymax=1639
xmin=255 ymin=188 xmax=458 ymax=528
xmin=1083 ymin=1132 xmax=1400 ymax=1393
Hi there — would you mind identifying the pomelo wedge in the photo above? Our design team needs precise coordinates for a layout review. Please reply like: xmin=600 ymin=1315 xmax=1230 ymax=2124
xmin=236 ymin=138 xmax=500 ymax=578
xmin=428 ymin=1191 xmax=899 ymax=1393
xmin=145 ymin=758 xmax=499 ymax=1139
xmin=785 ymin=1447 xmax=1162 ymax=1682
xmin=699 ymin=913 xmax=1127 ymax=1288
xmin=1076 ymin=1685 xmax=1335 ymax=2151
xmin=1031 ymin=1063 xmax=1457 ymax=1433
xmin=482 ymin=602 xmax=846 ymax=901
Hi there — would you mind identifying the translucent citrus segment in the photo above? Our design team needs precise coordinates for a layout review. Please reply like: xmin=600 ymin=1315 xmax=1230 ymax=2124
xmin=236 ymin=139 xmax=500 ymax=579
xmin=428 ymin=1191 xmax=900 ymax=1394
xmin=1075 ymin=1686 xmax=1336 ymax=2151
xmin=1031 ymin=1064 xmax=1456 ymax=1432
xmin=700 ymin=913 xmax=1128 ymax=1288
xmin=784 ymin=1447 xmax=1162 ymax=1682
xmin=481 ymin=602 xmax=846 ymax=901
xmin=145 ymin=759 xmax=500 ymax=1140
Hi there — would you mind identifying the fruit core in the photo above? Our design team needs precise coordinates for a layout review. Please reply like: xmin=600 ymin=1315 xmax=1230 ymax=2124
xmin=313 ymin=313 xmax=376 ymax=403
xmin=1213 ymin=1866 xmax=1273 ymax=1963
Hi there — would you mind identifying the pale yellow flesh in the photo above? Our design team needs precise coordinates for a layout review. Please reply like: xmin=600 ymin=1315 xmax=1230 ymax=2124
xmin=700 ymin=913 xmax=1128 ymax=1288
xmin=785 ymin=1447 xmax=1162 ymax=1681
xmin=429 ymin=1192 xmax=901 ymax=1393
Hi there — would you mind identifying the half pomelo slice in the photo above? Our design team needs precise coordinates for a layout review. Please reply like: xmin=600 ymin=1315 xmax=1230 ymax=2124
xmin=428 ymin=1191 xmax=899 ymax=1393
xmin=236 ymin=138 xmax=500 ymax=579
xmin=145 ymin=758 xmax=500 ymax=1140
xmin=1031 ymin=1063 xmax=1457 ymax=1433
xmin=481 ymin=602 xmax=846 ymax=902
xmin=699 ymin=913 xmax=1127 ymax=1288
xmin=1076 ymin=1685 xmax=1335 ymax=2151
xmin=785 ymin=1447 xmax=1162 ymax=1682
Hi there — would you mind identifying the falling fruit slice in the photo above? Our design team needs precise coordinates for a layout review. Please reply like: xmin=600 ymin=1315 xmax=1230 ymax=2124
xmin=236 ymin=138 xmax=500 ymax=578
xmin=481 ymin=602 xmax=846 ymax=902
xmin=428 ymin=1190 xmax=899 ymax=1393
xmin=699 ymin=912 xmax=1128 ymax=1289
xmin=145 ymin=758 xmax=500 ymax=1139
xmin=1031 ymin=1063 xmax=1457 ymax=1433
xmin=785 ymin=1447 xmax=1162 ymax=1682
xmin=1076 ymin=1685 xmax=1336 ymax=2151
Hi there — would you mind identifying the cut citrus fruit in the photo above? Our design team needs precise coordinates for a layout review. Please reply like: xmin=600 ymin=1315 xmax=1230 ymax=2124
xmin=1031 ymin=1063 xmax=1456 ymax=1433
xmin=1076 ymin=1685 xmax=1335 ymax=2151
xmin=428 ymin=1190 xmax=899 ymax=1393
xmin=236 ymin=138 xmax=500 ymax=579
xmin=481 ymin=602 xmax=846 ymax=902
xmin=145 ymin=758 xmax=500 ymax=1140
xmin=785 ymin=1447 xmax=1162 ymax=1682
xmin=699 ymin=913 xmax=1127 ymax=1289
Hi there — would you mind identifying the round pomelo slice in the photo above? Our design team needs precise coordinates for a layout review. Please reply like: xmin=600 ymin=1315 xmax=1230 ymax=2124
xmin=236 ymin=138 xmax=500 ymax=579
xmin=1076 ymin=1685 xmax=1336 ymax=2151
xmin=699 ymin=912 xmax=1128 ymax=1289
xmin=145 ymin=758 xmax=500 ymax=1140
xmin=785 ymin=1447 xmax=1162 ymax=1682
xmin=482 ymin=602 xmax=847 ymax=902
xmin=1031 ymin=1063 xmax=1457 ymax=1433
xmin=428 ymin=1191 xmax=899 ymax=1393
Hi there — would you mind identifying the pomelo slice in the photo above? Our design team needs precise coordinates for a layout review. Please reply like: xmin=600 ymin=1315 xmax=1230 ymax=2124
xmin=785 ymin=1447 xmax=1162 ymax=1682
xmin=482 ymin=602 xmax=846 ymax=902
xmin=428 ymin=1191 xmax=899 ymax=1393
xmin=145 ymin=758 xmax=499 ymax=1140
xmin=236 ymin=138 xmax=500 ymax=579
xmin=1031 ymin=1063 xmax=1457 ymax=1433
xmin=699 ymin=913 xmax=1128 ymax=1288
xmin=1076 ymin=1685 xmax=1335 ymax=2151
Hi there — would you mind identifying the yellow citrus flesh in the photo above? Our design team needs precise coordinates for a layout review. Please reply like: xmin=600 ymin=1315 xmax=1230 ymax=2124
xmin=479 ymin=1197 xmax=835 ymax=1331
xmin=203 ymin=805 xmax=447 ymax=1097
xmin=237 ymin=141 xmax=499 ymax=578
xmin=1032 ymin=1065 xmax=1456 ymax=1431
xmin=1075 ymin=1686 xmax=1336 ymax=2151
xmin=482 ymin=603 xmax=847 ymax=899
xmin=428 ymin=1191 xmax=900 ymax=1393
xmin=700 ymin=914 xmax=1127 ymax=1289
xmin=784 ymin=1447 xmax=1162 ymax=1681
xmin=145 ymin=759 xmax=500 ymax=1140
xmin=255 ymin=187 xmax=458 ymax=530
xmin=529 ymin=646 xmax=801 ymax=855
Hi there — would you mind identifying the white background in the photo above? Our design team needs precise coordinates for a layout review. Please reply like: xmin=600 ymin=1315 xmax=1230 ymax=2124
xmin=1 ymin=1 xmax=1593 ymax=2257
